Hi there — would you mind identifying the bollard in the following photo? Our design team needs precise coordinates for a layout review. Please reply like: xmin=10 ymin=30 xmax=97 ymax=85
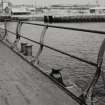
xmin=50 ymin=68 xmax=65 ymax=86
xmin=21 ymin=42 xmax=27 ymax=53
xmin=44 ymin=15 xmax=53 ymax=23
xmin=44 ymin=16 xmax=48 ymax=23
xmin=24 ymin=44 xmax=33 ymax=56
xmin=49 ymin=16 xmax=53 ymax=23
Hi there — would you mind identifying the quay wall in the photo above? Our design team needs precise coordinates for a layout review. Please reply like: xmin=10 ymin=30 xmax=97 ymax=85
xmin=44 ymin=15 xmax=105 ymax=23
xmin=0 ymin=16 xmax=11 ymax=22
xmin=1 ymin=14 xmax=105 ymax=23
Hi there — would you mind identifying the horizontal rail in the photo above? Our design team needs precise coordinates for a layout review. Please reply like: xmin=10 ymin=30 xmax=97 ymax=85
xmin=22 ymin=21 xmax=105 ymax=35
xmin=1 ymin=28 xmax=97 ymax=67
xmin=20 ymin=35 xmax=98 ymax=67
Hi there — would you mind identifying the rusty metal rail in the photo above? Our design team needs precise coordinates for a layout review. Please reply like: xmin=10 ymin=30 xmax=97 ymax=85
xmin=0 ymin=20 xmax=105 ymax=105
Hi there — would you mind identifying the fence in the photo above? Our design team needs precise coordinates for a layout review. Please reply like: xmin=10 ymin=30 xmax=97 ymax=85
xmin=0 ymin=20 xmax=105 ymax=105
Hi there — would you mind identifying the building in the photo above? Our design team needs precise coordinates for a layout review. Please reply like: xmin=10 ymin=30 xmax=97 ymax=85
xmin=0 ymin=2 xmax=11 ymax=15
xmin=90 ymin=7 xmax=105 ymax=14
xmin=11 ymin=7 xmax=31 ymax=15
xmin=45 ymin=4 xmax=97 ymax=16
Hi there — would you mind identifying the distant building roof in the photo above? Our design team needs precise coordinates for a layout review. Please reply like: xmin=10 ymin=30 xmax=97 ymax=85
xmin=50 ymin=4 xmax=97 ymax=10
xmin=11 ymin=7 xmax=30 ymax=13
xmin=90 ymin=7 xmax=105 ymax=10
xmin=51 ymin=4 xmax=97 ymax=8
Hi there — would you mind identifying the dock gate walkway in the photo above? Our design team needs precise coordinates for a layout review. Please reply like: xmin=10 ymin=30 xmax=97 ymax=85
xmin=0 ymin=21 xmax=105 ymax=105
xmin=0 ymin=39 xmax=79 ymax=105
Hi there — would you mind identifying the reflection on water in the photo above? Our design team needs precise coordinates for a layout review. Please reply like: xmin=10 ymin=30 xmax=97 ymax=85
xmin=7 ymin=22 xmax=105 ymax=91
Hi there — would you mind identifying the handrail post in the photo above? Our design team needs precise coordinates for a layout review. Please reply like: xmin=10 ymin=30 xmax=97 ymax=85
xmin=11 ymin=20 xmax=23 ymax=48
xmin=0 ymin=20 xmax=8 ymax=40
xmin=97 ymin=38 xmax=105 ymax=89
xmin=101 ymin=70 xmax=105 ymax=90
xmin=81 ymin=38 xmax=105 ymax=104
xmin=31 ymin=25 xmax=48 ymax=64
xmin=4 ymin=20 xmax=8 ymax=40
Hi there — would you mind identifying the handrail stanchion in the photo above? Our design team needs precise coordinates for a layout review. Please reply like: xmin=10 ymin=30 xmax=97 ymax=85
xmin=81 ymin=38 xmax=105 ymax=104
xmin=101 ymin=70 xmax=105 ymax=89
xmin=3 ymin=20 xmax=8 ymax=40
xmin=2 ymin=21 xmax=105 ymax=105
xmin=31 ymin=26 xmax=48 ymax=64
xmin=11 ymin=21 xmax=23 ymax=48
xmin=97 ymin=38 xmax=105 ymax=89
xmin=0 ymin=20 xmax=8 ymax=40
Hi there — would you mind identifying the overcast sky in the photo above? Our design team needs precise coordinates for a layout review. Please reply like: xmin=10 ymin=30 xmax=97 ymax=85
xmin=8 ymin=0 xmax=105 ymax=6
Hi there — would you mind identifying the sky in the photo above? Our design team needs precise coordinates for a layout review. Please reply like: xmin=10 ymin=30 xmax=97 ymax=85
xmin=8 ymin=0 xmax=105 ymax=6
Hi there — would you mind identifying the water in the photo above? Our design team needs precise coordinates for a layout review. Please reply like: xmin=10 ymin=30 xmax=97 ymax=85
xmin=6 ymin=22 xmax=105 ymax=91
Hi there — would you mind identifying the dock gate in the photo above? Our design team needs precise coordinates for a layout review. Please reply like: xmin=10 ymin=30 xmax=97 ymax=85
xmin=0 ymin=20 xmax=105 ymax=105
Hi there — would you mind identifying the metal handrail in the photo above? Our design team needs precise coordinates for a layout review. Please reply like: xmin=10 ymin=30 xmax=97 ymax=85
xmin=22 ymin=21 xmax=105 ymax=35
xmin=5 ymin=20 xmax=105 ymax=35
xmin=0 ymin=27 xmax=97 ymax=67
xmin=18 ymin=35 xmax=98 ymax=67
xmin=1 ymin=21 xmax=105 ymax=105
xmin=32 ymin=26 xmax=48 ymax=64
xmin=0 ymin=21 xmax=88 ymax=105
xmin=20 ymin=22 xmax=105 ymax=95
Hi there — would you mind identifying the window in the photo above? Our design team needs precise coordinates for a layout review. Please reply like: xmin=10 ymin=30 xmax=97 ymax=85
xmin=90 ymin=9 xmax=95 ymax=13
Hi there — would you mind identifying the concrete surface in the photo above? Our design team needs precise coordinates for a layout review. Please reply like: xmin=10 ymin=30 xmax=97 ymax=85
xmin=0 ymin=41 xmax=79 ymax=105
